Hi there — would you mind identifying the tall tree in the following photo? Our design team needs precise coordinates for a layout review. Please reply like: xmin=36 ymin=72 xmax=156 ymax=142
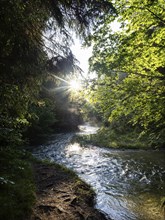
xmin=0 ymin=0 xmax=116 ymax=147
xmin=87 ymin=0 xmax=165 ymax=146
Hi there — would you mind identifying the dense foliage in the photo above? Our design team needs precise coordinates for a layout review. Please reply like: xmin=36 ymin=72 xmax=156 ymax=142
xmin=0 ymin=149 xmax=35 ymax=220
xmin=87 ymin=0 xmax=165 ymax=148
xmin=0 ymin=0 xmax=116 ymax=148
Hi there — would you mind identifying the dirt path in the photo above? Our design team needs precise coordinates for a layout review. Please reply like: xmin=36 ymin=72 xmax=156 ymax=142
xmin=30 ymin=162 xmax=110 ymax=220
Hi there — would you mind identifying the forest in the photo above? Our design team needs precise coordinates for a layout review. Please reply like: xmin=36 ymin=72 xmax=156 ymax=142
xmin=0 ymin=0 xmax=165 ymax=219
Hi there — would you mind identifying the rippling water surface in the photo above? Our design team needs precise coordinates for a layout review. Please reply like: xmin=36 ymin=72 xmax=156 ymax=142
xmin=32 ymin=125 xmax=165 ymax=220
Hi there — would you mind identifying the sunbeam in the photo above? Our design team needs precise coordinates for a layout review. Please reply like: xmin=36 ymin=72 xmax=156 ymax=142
xmin=69 ymin=79 xmax=81 ymax=91
xmin=49 ymin=73 xmax=83 ymax=93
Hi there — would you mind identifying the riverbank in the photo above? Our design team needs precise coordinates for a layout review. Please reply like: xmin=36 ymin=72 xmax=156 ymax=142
xmin=29 ymin=160 xmax=110 ymax=220
xmin=0 ymin=146 xmax=109 ymax=220
xmin=76 ymin=127 xmax=165 ymax=150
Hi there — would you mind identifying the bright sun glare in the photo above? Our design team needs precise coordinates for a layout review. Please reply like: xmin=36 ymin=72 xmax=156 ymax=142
xmin=69 ymin=79 xmax=81 ymax=91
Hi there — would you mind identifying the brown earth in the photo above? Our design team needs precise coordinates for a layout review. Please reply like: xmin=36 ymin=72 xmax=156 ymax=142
xmin=29 ymin=162 xmax=111 ymax=220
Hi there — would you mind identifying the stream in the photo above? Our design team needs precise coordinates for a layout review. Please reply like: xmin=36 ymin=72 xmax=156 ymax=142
xmin=32 ymin=125 xmax=165 ymax=220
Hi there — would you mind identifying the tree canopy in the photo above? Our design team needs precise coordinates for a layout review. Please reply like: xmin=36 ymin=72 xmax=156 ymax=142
xmin=0 ymin=0 xmax=116 ymax=147
xmin=0 ymin=1 xmax=117 ymax=219
xmin=87 ymin=0 xmax=165 ymax=147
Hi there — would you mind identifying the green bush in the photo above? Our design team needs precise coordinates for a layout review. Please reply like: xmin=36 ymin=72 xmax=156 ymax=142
xmin=0 ymin=148 xmax=35 ymax=220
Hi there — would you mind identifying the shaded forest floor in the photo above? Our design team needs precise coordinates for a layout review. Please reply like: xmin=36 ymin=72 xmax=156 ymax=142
xmin=29 ymin=161 xmax=110 ymax=220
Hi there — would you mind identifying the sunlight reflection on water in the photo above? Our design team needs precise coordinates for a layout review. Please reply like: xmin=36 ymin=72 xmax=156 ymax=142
xmin=78 ymin=124 xmax=99 ymax=135
xmin=67 ymin=143 xmax=81 ymax=152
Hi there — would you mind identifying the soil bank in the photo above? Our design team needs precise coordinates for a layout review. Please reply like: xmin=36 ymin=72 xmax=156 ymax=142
xmin=29 ymin=161 xmax=111 ymax=220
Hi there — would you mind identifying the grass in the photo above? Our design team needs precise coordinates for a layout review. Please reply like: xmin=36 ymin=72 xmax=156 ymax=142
xmin=76 ymin=127 xmax=153 ymax=149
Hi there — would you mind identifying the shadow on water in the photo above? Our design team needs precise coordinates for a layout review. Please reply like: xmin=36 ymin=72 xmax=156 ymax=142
xmin=32 ymin=125 xmax=165 ymax=220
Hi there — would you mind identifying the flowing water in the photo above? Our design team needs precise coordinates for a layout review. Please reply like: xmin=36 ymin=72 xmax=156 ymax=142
xmin=32 ymin=125 xmax=165 ymax=220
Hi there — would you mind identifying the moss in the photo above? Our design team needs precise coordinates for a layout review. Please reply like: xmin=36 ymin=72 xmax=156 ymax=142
xmin=161 ymin=197 xmax=165 ymax=216
xmin=74 ymin=179 xmax=95 ymax=206
xmin=35 ymin=158 xmax=78 ymax=178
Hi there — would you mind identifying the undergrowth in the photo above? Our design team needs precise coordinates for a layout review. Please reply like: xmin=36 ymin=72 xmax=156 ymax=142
xmin=0 ymin=147 xmax=35 ymax=220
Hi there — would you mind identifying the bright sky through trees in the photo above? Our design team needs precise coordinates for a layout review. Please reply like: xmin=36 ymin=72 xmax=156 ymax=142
xmin=71 ymin=38 xmax=92 ymax=77
xmin=71 ymin=20 xmax=121 ymax=78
